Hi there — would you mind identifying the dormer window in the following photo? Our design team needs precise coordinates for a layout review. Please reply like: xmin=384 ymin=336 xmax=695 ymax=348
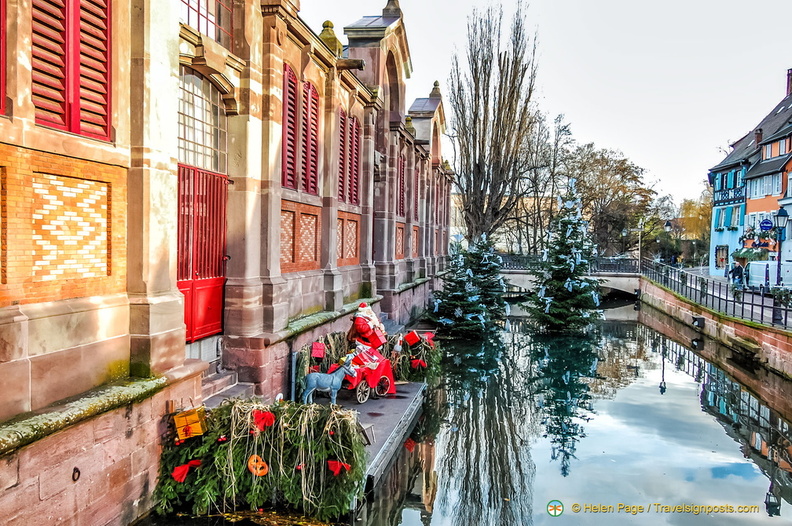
xmin=765 ymin=144 xmax=773 ymax=159
xmin=780 ymin=140 xmax=787 ymax=156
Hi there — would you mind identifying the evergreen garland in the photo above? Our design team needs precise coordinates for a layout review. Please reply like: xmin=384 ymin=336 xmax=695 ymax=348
xmin=154 ymin=400 xmax=366 ymax=522
xmin=524 ymin=179 xmax=602 ymax=333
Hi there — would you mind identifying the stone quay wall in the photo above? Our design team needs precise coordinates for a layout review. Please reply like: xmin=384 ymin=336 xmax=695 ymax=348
xmin=640 ymin=277 xmax=792 ymax=380
xmin=0 ymin=363 xmax=204 ymax=526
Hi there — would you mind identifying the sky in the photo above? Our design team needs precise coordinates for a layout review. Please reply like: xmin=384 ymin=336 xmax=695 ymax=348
xmin=299 ymin=0 xmax=792 ymax=205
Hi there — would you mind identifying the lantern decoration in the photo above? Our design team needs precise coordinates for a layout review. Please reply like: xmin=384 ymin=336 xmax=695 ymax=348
xmin=171 ymin=459 xmax=202 ymax=483
xmin=247 ymin=455 xmax=269 ymax=476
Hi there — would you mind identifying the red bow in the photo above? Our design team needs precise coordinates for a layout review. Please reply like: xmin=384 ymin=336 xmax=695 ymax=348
xmin=327 ymin=460 xmax=351 ymax=476
xmin=252 ymin=410 xmax=276 ymax=430
xmin=171 ymin=459 xmax=201 ymax=482
xmin=404 ymin=438 xmax=416 ymax=452
xmin=410 ymin=359 xmax=427 ymax=369
xmin=423 ymin=332 xmax=435 ymax=347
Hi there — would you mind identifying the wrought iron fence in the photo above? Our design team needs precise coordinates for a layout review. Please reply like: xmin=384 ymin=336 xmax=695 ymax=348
xmin=640 ymin=260 xmax=791 ymax=329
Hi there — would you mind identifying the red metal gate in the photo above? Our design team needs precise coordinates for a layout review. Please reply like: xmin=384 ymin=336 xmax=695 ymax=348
xmin=177 ymin=165 xmax=229 ymax=342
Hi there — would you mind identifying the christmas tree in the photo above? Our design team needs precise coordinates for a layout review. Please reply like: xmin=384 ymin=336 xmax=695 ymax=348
xmin=464 ymin=235 xmax=509 ymax=321
xmin=524 ymin=178 xmax=602 ymax=333
xmin=429 ymin=237 xmax=506 ymax=338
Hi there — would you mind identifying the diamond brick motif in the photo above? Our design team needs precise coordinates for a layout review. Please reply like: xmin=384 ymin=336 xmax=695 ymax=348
xmin=298 ymin=214 xmax=317 ymax=262
xmin=31 ymin=174 xmax=109 ymax=281
xmin=344 ymin=220 xmax=357 ymax=258
xmin=281 ymin=210 xmax=295 ymax=263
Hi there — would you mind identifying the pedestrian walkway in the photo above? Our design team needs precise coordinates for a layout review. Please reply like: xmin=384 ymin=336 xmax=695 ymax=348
xmin=643 ymin=262 xmax=789 ymax=328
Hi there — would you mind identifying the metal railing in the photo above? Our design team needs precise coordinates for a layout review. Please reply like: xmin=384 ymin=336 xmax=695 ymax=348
xmin=641 ymin=260 xmax=790 ymax=329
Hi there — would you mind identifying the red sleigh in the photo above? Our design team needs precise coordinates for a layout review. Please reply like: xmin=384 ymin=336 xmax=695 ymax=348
xmin=328 ymin=346 xmax=396 ymax=404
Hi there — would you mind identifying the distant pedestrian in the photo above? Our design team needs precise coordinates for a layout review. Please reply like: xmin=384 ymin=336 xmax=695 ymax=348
xmin=729 ymin=261 xmax=744 ymax=288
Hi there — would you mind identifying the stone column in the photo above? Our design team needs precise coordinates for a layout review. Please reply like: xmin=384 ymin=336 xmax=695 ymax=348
xmin=127 ymin=0 xmax=186 ymax=376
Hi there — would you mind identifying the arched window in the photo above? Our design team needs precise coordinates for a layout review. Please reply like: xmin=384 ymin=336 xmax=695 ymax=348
xmin=178 ymin=65 xmax=227 ymax=173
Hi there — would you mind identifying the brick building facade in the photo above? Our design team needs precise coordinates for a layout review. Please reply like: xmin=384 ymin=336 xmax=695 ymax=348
xmin=0 ymin=0 xmax=450 ymax=523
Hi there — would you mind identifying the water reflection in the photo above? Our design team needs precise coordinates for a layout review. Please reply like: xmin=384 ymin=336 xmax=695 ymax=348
xmin=433 ymin=333 xmax=538 ymax=526
xmin=359 ymin=308 xmax=792 ymax=525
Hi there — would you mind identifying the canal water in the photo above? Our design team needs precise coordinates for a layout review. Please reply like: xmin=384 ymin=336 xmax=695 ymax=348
xmin=144 ymin=303 xmax=792 ymax=525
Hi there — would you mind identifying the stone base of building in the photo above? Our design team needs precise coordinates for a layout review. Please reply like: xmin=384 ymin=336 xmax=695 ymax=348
xmin=0 ymin=360 xmax=207 ymax=526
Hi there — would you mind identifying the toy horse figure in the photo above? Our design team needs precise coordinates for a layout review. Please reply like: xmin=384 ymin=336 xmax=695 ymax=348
xmin=302 ymin=355 xmax=357 ymax=404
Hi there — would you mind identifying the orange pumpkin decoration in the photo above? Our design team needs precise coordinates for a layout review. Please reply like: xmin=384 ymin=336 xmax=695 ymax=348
xmin=247 ymin=454 xmax=269 ymax=476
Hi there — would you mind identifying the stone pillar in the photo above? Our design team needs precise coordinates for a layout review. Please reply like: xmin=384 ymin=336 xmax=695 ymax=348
xmin=127 ymin=0 xmax=186 ymax=376
xmin=223 ymin=3 xmax=265 ymax=339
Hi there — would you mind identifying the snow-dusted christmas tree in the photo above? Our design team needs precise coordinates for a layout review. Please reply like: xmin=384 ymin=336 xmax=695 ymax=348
xmin=429 ymin=237 xmax=507 ymax=338
xmin=525 ymin=178 xmax=602 ymax=333
xmin=464 ymin=235 xmax=508 ymax=321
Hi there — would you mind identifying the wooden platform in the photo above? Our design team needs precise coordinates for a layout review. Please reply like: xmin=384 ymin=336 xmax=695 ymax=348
xmin=319 ymin=381 xmax=427 ymax=490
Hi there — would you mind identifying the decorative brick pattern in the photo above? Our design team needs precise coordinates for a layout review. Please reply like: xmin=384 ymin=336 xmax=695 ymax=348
xmin=336 ymin=219 xmax=343 ymax=261
xmin=298 ymin=213 xmax=317 ymax=262
xmin=395 ymin=223 xmax=405 ymax=260
xmin=337 ymin=212 xmax=360 ymax=267
xmin=412 ymin=225 xmax=419 ymax=258
xmin=280 ymin=200 xmax=321 ymax=273
xmin=344 ymin=220 xmax=358 ymax=259
xmin=280 ymin=210 xmax=295 ymax=264
xmin=31 ymin=173 xmax=109 ymax=281
xmin=0 ymin=144 xmax=126 ymax=307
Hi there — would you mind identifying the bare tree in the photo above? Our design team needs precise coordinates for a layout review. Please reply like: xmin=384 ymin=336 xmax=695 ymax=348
xmin=448 ymin=1 xmax=540 ymax=242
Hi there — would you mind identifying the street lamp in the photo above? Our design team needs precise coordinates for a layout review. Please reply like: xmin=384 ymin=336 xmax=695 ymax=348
xmin=621 ymin=220 xmax=644 ymax=269
xmin=773 ymin=207 xmax=789 ymax=286
xmin=664 ymin=220 xmax=673 ymax=233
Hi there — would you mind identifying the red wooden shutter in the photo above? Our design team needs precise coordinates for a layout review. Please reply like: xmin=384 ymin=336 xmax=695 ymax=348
xmin=282 ymin=64 xmax=299 ymax=189
xmin=31 ymin=0 xmax=69 ymax=129
xmin=301 ymin=82 xmax=319 ymax=194
xmin=398 ymin=155 xmax=405 ymax=216
xmin=0 ymin=0 xmax=6 ymax=115
xmin=79 ymin=0 xmax=111 ymax=139
xmin=414 ymin=168 xmax=419 ymax=221
xmin=338 ymin=109 xmax=347 ymax=202
xmin=349 ymin=118 xmax=361 ymax=205
xmin=31 ymin=0 xmax=111 ymax=139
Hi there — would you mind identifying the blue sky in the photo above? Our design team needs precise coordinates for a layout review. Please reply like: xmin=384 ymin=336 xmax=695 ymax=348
xmin=300 ymin=0 xmax=792 ymax=205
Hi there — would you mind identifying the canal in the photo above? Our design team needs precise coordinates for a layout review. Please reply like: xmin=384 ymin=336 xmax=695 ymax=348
xmin=144 ymin=302 xmax=792 ymax=525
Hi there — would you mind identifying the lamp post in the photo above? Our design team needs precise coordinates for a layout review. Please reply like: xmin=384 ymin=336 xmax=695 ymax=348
xmin=621 ymin=219 xmax=644 ymax=272
xmin=773 ymin=207 xmax=789 ymax=286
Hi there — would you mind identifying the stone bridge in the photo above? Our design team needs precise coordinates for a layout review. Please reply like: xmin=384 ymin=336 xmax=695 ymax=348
xmin=499 ymin=255 xmax=640 ymax=296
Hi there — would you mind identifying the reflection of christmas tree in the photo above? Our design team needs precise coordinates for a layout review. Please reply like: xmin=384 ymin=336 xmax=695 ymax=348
xmin=429 ymin=237 xmax=506 ymax=338
xmin=435 ymin=332 xmax=539 ymax=526
xmin=524 ymin=179 xmax=601 ymax=333
xmin=530 ymin=334 xmax=598 ymax=476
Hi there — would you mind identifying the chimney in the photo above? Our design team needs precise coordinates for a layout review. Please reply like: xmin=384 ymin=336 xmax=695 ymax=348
xmin=755 ymin=128 xmax=763 ymax=145
xmin=787 ymin=68 xmax=792 ymax=96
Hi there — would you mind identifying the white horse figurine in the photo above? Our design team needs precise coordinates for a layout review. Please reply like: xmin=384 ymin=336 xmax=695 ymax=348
xmin=302 ymin=355 xmax=357 ymax=404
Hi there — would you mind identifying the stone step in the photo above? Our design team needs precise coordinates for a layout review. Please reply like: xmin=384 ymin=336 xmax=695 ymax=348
xmin=203 ymin=382 xmax=256 ymax=410
xmin=201 ymin=370 xmax=237 ymax=400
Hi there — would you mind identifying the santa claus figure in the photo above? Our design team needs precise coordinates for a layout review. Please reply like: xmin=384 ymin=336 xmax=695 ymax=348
xmin=348 ymin=302 xmax=386 ymax=349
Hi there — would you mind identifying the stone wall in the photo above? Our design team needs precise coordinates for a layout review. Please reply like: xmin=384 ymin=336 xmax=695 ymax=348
xmin=640 ymin=277 xmax=792 ymax=379
xmin=0 ymin=364 xmax=204 ymax=526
